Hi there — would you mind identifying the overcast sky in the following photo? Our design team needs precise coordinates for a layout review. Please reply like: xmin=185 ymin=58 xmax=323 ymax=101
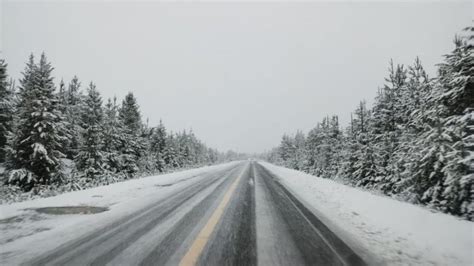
xmin=1 ymin=1 xmax=472 ymax=153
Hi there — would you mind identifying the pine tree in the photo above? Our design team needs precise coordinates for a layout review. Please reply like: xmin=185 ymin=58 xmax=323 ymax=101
xmin=137 ymin=118 xmax=155 ymax=173
xmin=57 ymin=79 xmax=67 ymax=112
xmin=119 ymin=92 xmax=142 ymax=134
xmin=351 ymin=101 xmax=377 ymax=186
xmin=8 ymin=54 xmax=68 ymax=190
xmin=293 ymin=130 xmax=306 ymax=171
xmin=102 ymin=97 xmax=125 ymax=172
xmin=279 ymin=134 xmax=297 ymax=168
xmin=0 ymin=59 xmax=13 ymax=163
xmin=76 ymin=82 xmax=105 ymax=179
xmin=305 ymin=125 xmax=323 ymax=175
xmin=392 ymin=58 xmax=431 ymax=194
xmin=327 ymin=116 xmax=343 ymax=177
xmin=371 ymin=62 xmax=407 ymax=191
xmin=401 ymin=30 xmax=473 ymax=219
xmin=436 ymin=30 xmax=474 ymax=219
xmin=163 ymin=132 xmax=180 ymax=169
xmin=63 ymin=76 xmax=84 ymax=159
xmin=118 ymin=92 xmax=144 ymax=175
xmin=150 ymin=120 xmax=167 ymax=171
xmin=340 ymin=113 xmax=359 ymax=179
xmin=407 ymin=102 xmax=451 ymax=208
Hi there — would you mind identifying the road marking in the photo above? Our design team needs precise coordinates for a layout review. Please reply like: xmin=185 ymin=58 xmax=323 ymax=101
xmin=179 ymin=174 xmax=243 ymax=266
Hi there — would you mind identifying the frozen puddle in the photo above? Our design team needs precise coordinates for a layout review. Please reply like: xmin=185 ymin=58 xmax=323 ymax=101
xmin=0 ymin=206 xmax=108 ymax=245
xmin=32 ymin=206 xmax=109 ymax=215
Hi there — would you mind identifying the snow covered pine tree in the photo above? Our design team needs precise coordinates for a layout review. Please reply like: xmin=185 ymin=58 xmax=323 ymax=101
xmin=7 ymin=54 xmax=68 ymax=190
xmin=0 ymin=59 xmax=13 ymax=163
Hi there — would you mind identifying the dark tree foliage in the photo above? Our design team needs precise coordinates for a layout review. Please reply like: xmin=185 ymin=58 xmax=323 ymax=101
xmin=8 ymin=54 xmax=68 ymax=190
xmin=119 ymin=92 xmax=142 ymax=134
xmin=0 ymin=59 xmax=13 ymax=163
xmin=76 ymin=82 xmax=105 ymax=179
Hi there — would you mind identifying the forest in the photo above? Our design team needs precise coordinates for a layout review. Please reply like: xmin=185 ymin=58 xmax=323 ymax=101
xmin=0 ymin=54 xmax=243 ymax=202
xmin=266 ymin=27 xmax=473 ymax=220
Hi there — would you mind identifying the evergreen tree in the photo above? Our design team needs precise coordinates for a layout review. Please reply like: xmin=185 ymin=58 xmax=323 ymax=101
xmin=293 ymin=130 xmax=306 ymax=171
xmin=279 ymin=134 xmax=297 ymax=168
xmin=63 ymin=76 xmax=84 ymax=159
xmin=436 ymin=31 xmax=473 ymax=218
xmin=392 ymin=58 xmax=431 ymax=194
xmin=305 ymin=125 xmax=323 ymax=175
xmin=371 ymin=62 xmax=407 ymax=191
xmin=118 ymin=92 xmax=144 ymax=175
xmin=119 ymin=92 xmax=142 ymax=133
xmin=399 ymin=32 xmax=473 ymax=219
xmin=57 ymin=79 xmax=67 ymax=113
xmin=76 ymin=82 xmax=105 ymax=179
xmin=0 ymin=59 xmax=13 ymax=163
xmin=327 ymin=116 xmax=344 ymax=177
xmin=8 ymin=54 xmax=68 ymax=190
xmin=163 ymin=133 xmax=180 ymax=169
xmin=102 ymin=97 xmax=125 ymax=172
xmin=351 ymin=101 xmax=377 ymax=186
xmin=150 ymin=120 xmax=167 ymax=171
xmin=340 ymin=116 xmax=359 ymax=179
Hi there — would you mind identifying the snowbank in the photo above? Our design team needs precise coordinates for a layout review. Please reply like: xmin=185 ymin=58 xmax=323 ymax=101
xmin=260 ymin=162 xmax=473 ymax=266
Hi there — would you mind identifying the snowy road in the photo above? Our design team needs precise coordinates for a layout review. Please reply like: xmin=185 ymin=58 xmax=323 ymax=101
xmin=8 ymin=161 xmax=364 ymax=266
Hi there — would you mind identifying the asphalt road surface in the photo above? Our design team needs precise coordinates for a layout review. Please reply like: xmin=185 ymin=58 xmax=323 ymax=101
xmin=27 ymin=161 xmax=365 ymax=266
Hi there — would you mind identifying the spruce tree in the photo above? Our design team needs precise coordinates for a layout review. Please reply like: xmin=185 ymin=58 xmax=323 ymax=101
xmin=118 ymin=92 xmax=144 ymax=175
xmin=279 ymin=134 xmax=297 ymax=168
xmin=57 ymin=79 xmax=67 ymax=113
xmin=328 ymin=116 xmax=343 ymax=177
xmin=0 ymin=59 xmax=13 ymax=163
xmin=436 ymin=31 xmax=473 ymax=219
xmin=102 ymin=97 xmax=125 ymax=172
xmin=150 ymin=120 xmax=167 ymax=171
xmin=293 ymin=130 xmax=306 ymax=171
xmin=119 ymin=92 xmax=142 ymax=133
xmin=392 ymin=58 xmax=431 ymax=194
xmin=305 ymin=125 xmax=322 ymax=175
xmin=352 ymin=101 xmax=377 ymax=186
xmin=9 ymin=54 xmax=68 ymax=190
xmin=76 ymin=82 xmax=105 ymax=179
xmin=402 ymin=31 xmax=473 ymax=218
xmin=63 ymin=76 xmax=84 ymax=159
xmin=371 ymin=62 xmax=407 ymax=191
xmin=340 ymin=117 xmax=359 ymax=179
xmin=163 ymin=133 xmax=180 ymax=169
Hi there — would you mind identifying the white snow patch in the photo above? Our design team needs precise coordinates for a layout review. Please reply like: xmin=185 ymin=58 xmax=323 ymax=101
xmin=260 ymin=161 xmax=473 ymax=266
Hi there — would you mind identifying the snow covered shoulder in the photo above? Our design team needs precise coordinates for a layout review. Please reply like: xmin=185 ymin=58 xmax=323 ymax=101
xmin=260 ymin=162 xmax=473 ymax=266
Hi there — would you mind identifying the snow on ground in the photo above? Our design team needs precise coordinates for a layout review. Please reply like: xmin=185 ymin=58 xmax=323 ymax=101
xmin=260 ymin=161 xmax=473 ymax=266
xmin=0 ymin=161 xmax=240 ymax=263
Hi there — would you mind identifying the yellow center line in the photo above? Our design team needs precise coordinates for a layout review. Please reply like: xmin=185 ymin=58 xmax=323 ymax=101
xmin=179 ymin=174 xmax=243 ymax=266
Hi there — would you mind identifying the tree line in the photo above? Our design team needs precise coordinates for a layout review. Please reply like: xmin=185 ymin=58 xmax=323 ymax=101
xmin=0 ymin=53 xmax=243 ymax=195
xmin=266 ymin=27 xmax=473 ymax=220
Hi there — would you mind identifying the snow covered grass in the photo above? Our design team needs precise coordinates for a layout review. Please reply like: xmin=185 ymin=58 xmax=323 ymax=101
xmin=0 ymin=161 xmax=240 ymax=264
xmin=260 ymin=161 xmax=473 ymax=266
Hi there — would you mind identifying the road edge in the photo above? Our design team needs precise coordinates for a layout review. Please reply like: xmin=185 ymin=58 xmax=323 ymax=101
xmin=256 ymin=161 xmax=379 ymax=266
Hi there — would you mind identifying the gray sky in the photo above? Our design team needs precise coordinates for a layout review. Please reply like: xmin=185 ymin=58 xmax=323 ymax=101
xmin=1 ymin=1 xmax=472 ymax=153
